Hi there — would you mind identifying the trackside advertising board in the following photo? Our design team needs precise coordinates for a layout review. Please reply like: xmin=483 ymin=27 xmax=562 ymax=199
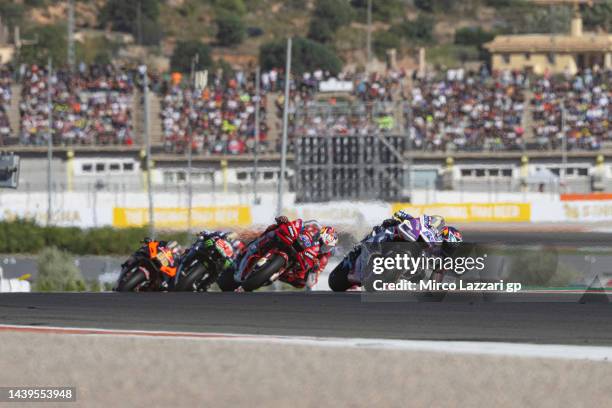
xmin=547 ymin=194 xmax=612 ymax=221
xmin=391 ymin=202 xmax=531 ymax=223
xmin=113 ymin=206 xmax=253 ymax=229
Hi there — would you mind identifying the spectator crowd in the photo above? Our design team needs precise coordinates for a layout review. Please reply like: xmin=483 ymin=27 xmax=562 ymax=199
xmin=0 ymin=66 xmax=12 ymax=145
xmin=409 ymin=69 xmax=527 ymax=151
xmin=531 ymin=69 xmax=611 ymax=151
xmin=0 ymin=63 xmax=609 ymax=154
xmin=159 ymin=71 xmax=268 ymax=155
xmin=19 ymin=63 xmax=135 ymax=146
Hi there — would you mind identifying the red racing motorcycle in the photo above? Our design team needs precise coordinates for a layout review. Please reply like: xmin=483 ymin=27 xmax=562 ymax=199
xmin=238 ymin=222 xmax=318 ymax=291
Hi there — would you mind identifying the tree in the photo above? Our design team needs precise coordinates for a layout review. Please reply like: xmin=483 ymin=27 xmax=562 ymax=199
xmin=307 ymin=18 xmax=334 ymax=44
xmin=170 ymin=40 xmax=213 ymax=74
xmin=583 ymin=0 xmax=612 ymax=32
xmin=215 ymin=12 xmax=246 ymax=46
xmin=454 ymin=27 xmax=495 ymax=47
xmin=99 ymin=0 xmax=160 ymax=34
xmin=373 ymin=30 xmax=400 ymax=59
xmin=307 ymin=0 xmax=354 ymax=44
xmin=75 ymin=36 xmax=119 ymax=65
xmin=410 ymin=14 xmax=435 ymax=42
xmin=313 ymin=0 xmax=353 ymax=28
xmin=19 ymin=24 xmax=67 ymax=66
xmin=453 ymin=26 xmax=495 ymax=62
xmin=414 ymin=0 xmax=433 ymax=12
xmin=215 ymin=0 xmax=247 ymax=16
xmin=259 ymin=37 xmax=342 ymax=75
xmin=137 ymin=16 xmax=164 ymax=46
xmin=496 ymin=2 xmax=570 ymax=34
xmin=24 ymin=0 xmax=46 ymax=6
xmin=0 ymin=1 xmax=25 ymax=28
xmin=350 ymin=0 xmax=403 ymax=23
xmin=390 ymin=14 xmax=435 ymax=44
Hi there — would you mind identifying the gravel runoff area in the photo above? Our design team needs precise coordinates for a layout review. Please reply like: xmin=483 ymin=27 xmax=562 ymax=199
xmin=0 ymin=331 xmax=611 ymax=408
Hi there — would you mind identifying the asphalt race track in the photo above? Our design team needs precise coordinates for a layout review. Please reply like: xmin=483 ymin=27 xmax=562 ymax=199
xmin=1 ymin=231 xmax=612 ymax=348
xmin=1 ymin=292 xmax=611 ymax=345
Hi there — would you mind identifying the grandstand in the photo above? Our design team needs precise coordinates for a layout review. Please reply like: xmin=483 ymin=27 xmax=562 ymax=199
xmin=0 ymin=62 xmax=609 ymax=198
xmin=0 ymin=0 xmax=608 ymax=200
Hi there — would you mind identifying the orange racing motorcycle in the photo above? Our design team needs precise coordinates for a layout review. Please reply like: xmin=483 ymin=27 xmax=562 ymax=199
xmin=114 ymin=238 xmax=180 ymax=292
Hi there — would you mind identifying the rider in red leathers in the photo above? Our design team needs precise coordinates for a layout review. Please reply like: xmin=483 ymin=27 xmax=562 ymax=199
xmin=237 ymin=216 xmax=338 ymax=289
xmin=280 ymin=224 xmax=338 ymax=288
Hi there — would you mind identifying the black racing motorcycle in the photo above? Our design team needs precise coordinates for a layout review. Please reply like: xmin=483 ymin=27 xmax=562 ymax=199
xmin=174 ymin=232 xmax=237 ymax=292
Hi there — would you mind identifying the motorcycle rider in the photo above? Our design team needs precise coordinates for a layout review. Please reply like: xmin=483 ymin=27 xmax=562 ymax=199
xmin=341 ymin=210 xmax=446 ymax=272
xmin=236 ymin=216 xmax=338 ymax=289
xmin=147 ymin=239 xmax=182 ymax=290
xmin=372 ymin=209 xmax=446 ymax=239
xmin=175 ymin=230 xmax=244 ymax=288
xmin=281 ymin=225 xmax=338 ymax=289
xmin=115 ymin=238 xmax=182 ymax=292
xmin=331 ymin=212 xmax=462 ymax=290
xmin=197 ymin=229 xmax=245 ymax=258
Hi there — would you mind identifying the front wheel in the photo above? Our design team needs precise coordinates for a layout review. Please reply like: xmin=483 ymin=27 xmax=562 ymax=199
xmin=241 ymin=255 xmax=286 ymax=292
xmin=116 ymin=269 xmax=148 ymax=292
xmin=175 ymin=264 xmax=208 ymax=292
xmin=217 ymin=268 xmax=240 ymax=292
xmin=328 ymin=262 xmax=353 ymax=292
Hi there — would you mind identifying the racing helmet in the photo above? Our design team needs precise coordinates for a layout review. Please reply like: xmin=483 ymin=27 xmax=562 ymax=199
xmin=232 ymin=239 xmax=246 ymax=255
xmin=318 ymin=226 xmax=338 ymax=254
xmin=427 ymin=215 xmax=446 ymax=234
xmin=441 ymin=226 xmax=463 ymax=243
xmin=393 ymin=209 xmax=413 ymax=222
xmin=166 ymin=240 xmax=182 ymax=255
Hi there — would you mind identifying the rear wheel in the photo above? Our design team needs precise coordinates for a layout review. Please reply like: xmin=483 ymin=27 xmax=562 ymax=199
xmin=116 ymin=269 xmax=148 ymax=292
xmin=241 ymin=255 xmax=285 ymax=292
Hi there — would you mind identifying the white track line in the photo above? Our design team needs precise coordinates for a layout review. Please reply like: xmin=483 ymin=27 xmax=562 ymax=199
xmin=0 ymin=324 xmax=611 ymax=363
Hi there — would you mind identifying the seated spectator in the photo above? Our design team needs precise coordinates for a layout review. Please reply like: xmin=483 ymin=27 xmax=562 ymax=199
xmin=19 ymin=63 xmax=135 ymax=146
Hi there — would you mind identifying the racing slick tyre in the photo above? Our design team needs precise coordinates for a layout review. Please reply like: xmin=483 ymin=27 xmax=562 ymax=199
xmin=217 ymin=268 xmax=240 ymax=292
xmin=116 ymin=269 xmax=148 ymax=292
xmin=175 ymin=264 xmax=207 ymax=292
xmin=241 ymin=255 xmax=285 ymax=292
xmin=328 ymin=265 xmax=352 ymax=292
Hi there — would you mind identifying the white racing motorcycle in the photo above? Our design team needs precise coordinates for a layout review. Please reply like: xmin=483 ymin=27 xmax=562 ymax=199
xmin=328 ymin=217 xmax=444 ymax=292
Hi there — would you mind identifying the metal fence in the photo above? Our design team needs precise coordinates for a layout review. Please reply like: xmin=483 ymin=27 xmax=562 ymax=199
xmin=295 ymin=133 xmax=409 ymax=202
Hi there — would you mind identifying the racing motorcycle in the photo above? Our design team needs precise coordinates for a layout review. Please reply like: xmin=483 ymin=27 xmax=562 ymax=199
xmin=234 ymin=223 xmax=314 ymax=292
xmin=114 ymin=239 xmax=179 ymax=292
xmin=174 ymin=232 xmax=236 ymax=292
xmin=328 ymin=217 xmax=440 ymax=292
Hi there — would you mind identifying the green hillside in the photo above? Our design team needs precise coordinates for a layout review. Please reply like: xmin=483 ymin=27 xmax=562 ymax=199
xmin=0 ymin=0 xmax=610 ymax=70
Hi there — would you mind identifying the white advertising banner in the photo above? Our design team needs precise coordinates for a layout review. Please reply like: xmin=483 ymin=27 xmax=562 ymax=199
xmin=560 ymin=201 xmax=612 ymax=222
xmin=319 ymin=79 xmax=354 ymax=93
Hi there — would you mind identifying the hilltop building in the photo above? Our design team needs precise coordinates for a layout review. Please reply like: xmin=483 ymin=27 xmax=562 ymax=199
xmin=485 ymin=0 xmax=611 ymax=74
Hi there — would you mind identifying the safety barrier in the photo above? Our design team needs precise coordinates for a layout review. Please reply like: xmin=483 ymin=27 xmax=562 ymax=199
xmin=4 ymin=190 xmax=612 ymax=227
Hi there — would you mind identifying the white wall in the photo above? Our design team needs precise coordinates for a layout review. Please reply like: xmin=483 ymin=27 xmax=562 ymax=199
xmin=1 ymin=189 xmax=609 ymax=228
